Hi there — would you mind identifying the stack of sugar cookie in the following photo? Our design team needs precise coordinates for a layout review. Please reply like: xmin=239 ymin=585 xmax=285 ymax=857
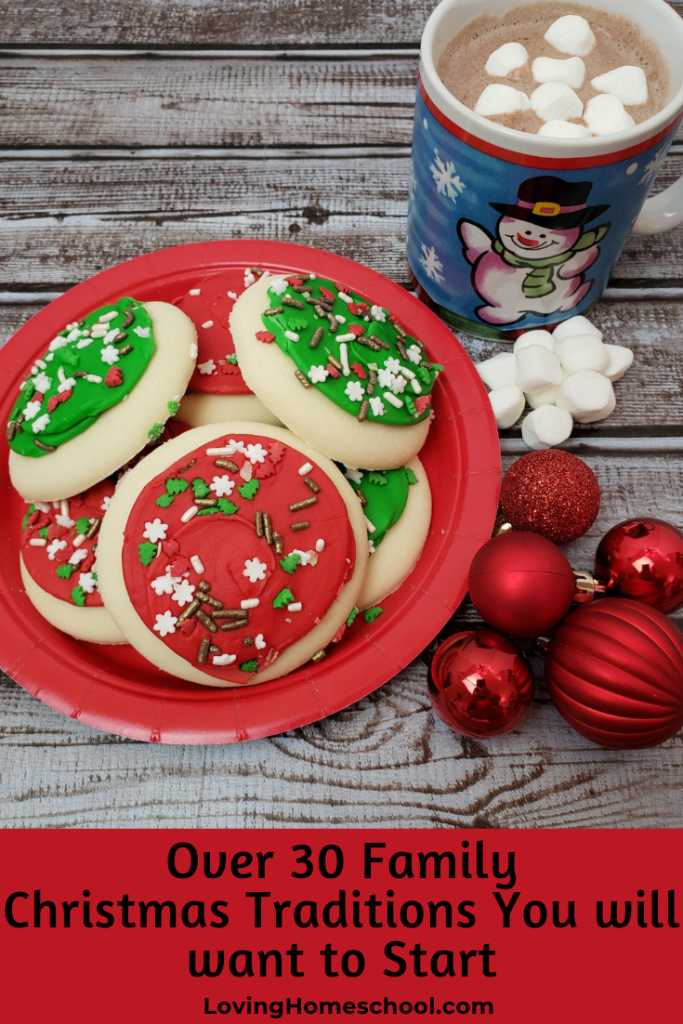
xmin=8 ymin=266 xmax=440 ymax=688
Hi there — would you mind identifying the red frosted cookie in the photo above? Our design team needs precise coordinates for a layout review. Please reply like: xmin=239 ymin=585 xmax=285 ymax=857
xmin=96 ymin=423 xmax=368 ymax=686
xmin=172 ymin=268 xmax=281 ymax=427
xmin=19 ymin=479 xmax=126 ymax=643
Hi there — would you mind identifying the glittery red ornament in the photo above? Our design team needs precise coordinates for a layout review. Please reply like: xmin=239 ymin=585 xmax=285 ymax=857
xmin=545 ymin=599 xmax=683 ymax=749
xmin=428 ymin=628 xmax=534 ymax=738
xmin=595 ymin=517 xmax=683 ymax=614
xmin=500 ymin=449 xmax=600 ymax=544
xmin=469 ymin=532 xmax=575 ymax=637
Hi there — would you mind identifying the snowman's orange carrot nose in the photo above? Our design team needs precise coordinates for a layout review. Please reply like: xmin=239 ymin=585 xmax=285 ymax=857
xmin=516 ymin=233 xmax=540 ymax=247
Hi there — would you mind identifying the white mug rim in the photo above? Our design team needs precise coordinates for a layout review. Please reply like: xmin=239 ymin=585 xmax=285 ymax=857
xmin=420 ymin=0 xmax=683 ymax=157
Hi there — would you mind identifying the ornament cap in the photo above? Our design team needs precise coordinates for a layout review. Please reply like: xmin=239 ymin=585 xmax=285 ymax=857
xmin=572 ymin=568 xmax=608 ymax=604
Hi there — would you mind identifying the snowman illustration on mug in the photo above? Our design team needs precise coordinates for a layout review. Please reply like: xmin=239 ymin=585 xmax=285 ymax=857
xmin=458 ymin=176 xmax=611 ymax=327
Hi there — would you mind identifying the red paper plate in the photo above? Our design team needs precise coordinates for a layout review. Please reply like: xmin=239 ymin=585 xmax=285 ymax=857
xmin=0 ymin=241 xmax=500 ymax=743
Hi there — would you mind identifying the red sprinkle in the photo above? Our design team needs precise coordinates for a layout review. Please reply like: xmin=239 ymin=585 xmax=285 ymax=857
xmin=349 ymin=302 xmax=369 ymax=317
xmin=331 ymin=623 xmax=346 ymax=644
xmin=104 ymin=367 xmax=123 ymax=387
xmin=33 ymin=392 xmax=43 ymax=404
xmin=286 ymin=277 xmax=304 ymax=286
xmin=320 ymin=287 xmax=335 ymax=302
xmin=348 ymin=324 xmax=365 ymax=336
xmin=47 ymin=389 xmax=72 ymax=413
xmin=350 ymin=362 xmax=366 ymax=379
xmin=326 ymin=364 xmax=341 ymax=379
xmin=414 ymin=395 xmax=431 ymax=414
xmin=255 ymin=331 xmax=275 ymax=344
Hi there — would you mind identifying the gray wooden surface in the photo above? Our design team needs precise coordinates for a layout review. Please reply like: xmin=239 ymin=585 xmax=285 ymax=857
xmin=1 ymin=1 xmax=682 ymax=829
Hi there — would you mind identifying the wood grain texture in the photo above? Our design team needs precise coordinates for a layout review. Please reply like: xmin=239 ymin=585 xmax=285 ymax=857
xmin=0 ymin=153 xmax=682 ymax=290
xmin=3 ymin=0 xmax=682 ymax=46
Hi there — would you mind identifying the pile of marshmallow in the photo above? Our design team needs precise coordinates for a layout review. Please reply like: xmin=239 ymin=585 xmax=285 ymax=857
xmin=475 ymin=14 xmax=648 ymax=137
xmin=476 ymin=315 xmax=633 ymax=449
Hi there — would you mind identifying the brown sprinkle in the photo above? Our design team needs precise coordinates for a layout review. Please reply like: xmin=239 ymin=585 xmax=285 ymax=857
xmin=373 ymin=337 xmax=390 ymax=350
xmin=197 ymin=637 xmax=211 ymax=664
xmin=273 ymin=531 xmax=283 ymax=555
xmin=221 ymin=618 xmax=248 ymax=632
xmin=417 ymin=338 xmax=426 ymax=350
xmin=177 ymin=598 xmax=201 ymax=623
xmin=263 ymin=306 xmax=284 ymax=317
xmin=176 ymin=458 xmax=196 ymax=474
xmin=309 ymin=327 xmax=324 ymax=349
xmin=295 ymin=369 xmax=311 ymax=389
xmin=357 ymin=399 xmax=369 ymax=423
xmin=327 ymin=354 xmax=343 ymax=372
xmin=263 ymin=513 xmax=273 ymax=545
xmin=420 ymin=360 xmax=432 ymax=370
xmin=326 ymin=314 xmax=338 ymax=333
xmin=243 ymin=637 xmax=253 ymax=647
xmin=394 ymin=321 xmax=407 ymax=338
xmin=6 ymin=421 xmax=17 ymax=442
xmin=209 ymin=644 xmax=222 ymax=656
xmin=85 ymin=518 xmax=101 ymax=540
xmin=303 ymin=476 xmax=320 ymax=494
xmin=195 ymin=497 xmax=218 ymax=508
xmin=367 ymin=369 xmax=377 ymax=395
xmin=397 ymin=340 xmax=409 ymax=362
xmin=355 ymin=488 xmax=368 ymax=507
xmin=114 ymin=331 xmax=128 ymax=343
xmin=16 ymin=413 xmax=24 ymax=425
xmin=196 ymin=609 xmax=217 ymax=633
xmin=212 ymin=608 xmax=248 ymax=620
xmin=250 ymin=266 xmax=263 ymax=276
xmin=311 ymin=649 xmax=327 ymax=663
xmin=291 ymin=285 xmax=311 ymax=293
xmin=282 ymin=296 xmax=304 ymax=310
xmin=73 ymin=370 xmax=88 ymax=378
xmin=119 ymin=344 xmax=133 ymax=356
xmin=34 ymin=440 xmax=56 ymax=452
xmin=255 ymin=510 xmax=264 ymax=538
xmin=200 ymin=593 xmax=223 ymax=609
xmin=290 ymin=521 xmax=309 ymax=532
xmin=215 ymin=458 xmax=239 ymax=472
xmin=289 ymin=496 xmax=317 ymax=512
xmin=121 ymin=309 xmax=135 ymax=329
xmin=77 ymin=318 xmax=86 ymax=328
xmin=198 ymin=580 xmax=211 ymax=592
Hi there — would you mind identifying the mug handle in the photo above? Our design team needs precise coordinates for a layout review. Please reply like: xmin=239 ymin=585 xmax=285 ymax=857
xmin=633 ymin=174 xmax=683 ymax=234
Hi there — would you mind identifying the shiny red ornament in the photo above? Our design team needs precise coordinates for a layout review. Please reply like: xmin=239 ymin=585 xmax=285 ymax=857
xmin=468 ymin=532 xmax=576 ymax=637
xmin=500 ymin=449 xmax=600 ymax=544
xmin=428 ymin=628 xmax=534 ymax=738
xmin=545 ymin=599 xmax=683 ymax=749
xmin=595 ymin=517 xmax=683 ymax=614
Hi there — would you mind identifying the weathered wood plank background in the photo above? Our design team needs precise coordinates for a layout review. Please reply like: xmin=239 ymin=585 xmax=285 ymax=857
xmin=1 ymin=0 xmax=682 ymax=828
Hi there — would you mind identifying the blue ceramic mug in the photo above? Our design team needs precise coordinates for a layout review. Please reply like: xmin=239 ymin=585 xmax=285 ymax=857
xmin=407 ymin=0 xmax=683 ymax=339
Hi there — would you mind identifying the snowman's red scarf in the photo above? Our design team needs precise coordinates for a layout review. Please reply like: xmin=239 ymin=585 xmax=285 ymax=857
xmin=493 ymin=224 xmax=609 ymax=298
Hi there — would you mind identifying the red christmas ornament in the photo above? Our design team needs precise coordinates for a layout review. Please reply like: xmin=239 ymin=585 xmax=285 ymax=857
xmin=428 ymin=628 xmax=534 ymax=738
xmin=595 ymin=517 xmax=683 ymax=614
xmin=500 ymin=449 xmax=600 ymax=544
xmin=468 ymin=532 xmax=576 ymax=637
xmin=545 ymin=599 xmax=683 ymax=749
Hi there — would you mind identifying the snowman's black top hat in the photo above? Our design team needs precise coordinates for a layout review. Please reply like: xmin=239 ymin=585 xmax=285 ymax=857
xmin=490 ymin=175 xmax=609 ymax=229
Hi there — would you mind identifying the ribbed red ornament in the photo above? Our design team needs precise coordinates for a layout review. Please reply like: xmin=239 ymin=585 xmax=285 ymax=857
xmin=545 ymin=599 xmax=683 ymax=749
xmin=468 ymin=532 xmax=576 ymax=637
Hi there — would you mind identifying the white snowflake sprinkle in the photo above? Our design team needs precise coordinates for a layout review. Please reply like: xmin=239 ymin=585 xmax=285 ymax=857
xmin=418 ymin=243 xmax=445 ymax=284
xmin=134 ymin=326 xmax=151 ymax=338
xmin=78 ymin=571 xmax=97 ymax=594
xmin=33 ymin=372 xmax=51 ymax=394
xmin=150 ymin=574 xmax=179 ymax=596
xmin=344 ymin=467 xmax=364 ymax=484
xmin=270 ymin=278 xmax=288 ymax=295
xmin=243 ymin=557 xmax=268 ymax=583
xmin=430 ymin=151 xmax=466 ymax=202
xmin=172 ymin=579 xmax=196 ymax=607
xmin=213 ymin=653 xmax=237 ymax=666
xmin=103 ymin=328 xmax=120 ymax=345
xmin=49 ymin=336 xmax=69 ymax=351
xmin=210 ymin=475 xmax=235 ymax=497
xmin=227 ymin=438 xmax=247 ymax=455
xmin=638 ymin=147 xmax=666 ymax=187
xmin=55 ymin=514 xmax=75 ymax=528
xmin=246 ymin=442 xmax=267 ymax=464
xmin=377 ymin=368 xmax=395 ymax=389
xmin=308 ymin=365 xmax=329 ymax=384
xmin=384 ymin=356 xmax=402 ymax=375
xmin=407 ymin=344 xmax=422 ymax=364
xmin=101 ymin=345 xmax=120 ymax=366
xmin=68 ymin=548 xmax=88 ymax=565
xmin=370 ymin=305 xmax=387 ymax=322
xmin=101 ymin=495 xmax=112 ymax=512
xmin=345 ymin=380 xmax=364 ymax=402
xmin=153 ymin=610 xmax=178 ymax=637
xmin=227 ymin=290 xmax=238 ymax=300
xmin=46 ymin=538 xmax=67 ymax=560
xmin=390 ymin=375 xmax=407 ymax=395
xmin=23 ymin=400 xmax=42 ymax=421
xmin=255 ymin=634 xmax=267 ymax=650
xmin=369 ymin=396 xmax=385 ymax=417
xmin=57 ymin=376 xmax=76 ymax=394
xmin=32 ymin=413 xmax=51 ymax=434
xmin=198 ymin=359 xmax=216 ymax=375
xmin=368 ymin=538 xmax=376 ymax=554
xmin=143 ymin=518 xmax=168 ymax=543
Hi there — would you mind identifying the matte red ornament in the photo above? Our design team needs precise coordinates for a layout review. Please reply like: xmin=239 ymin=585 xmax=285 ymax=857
xmin=595 ymin=517 xmax=683 ymax=614
xmin=428 ymin=628 xmax=534 ymax=738
xmin=500 ymin=449 xmax=600 ymax=544
xmin=545 ymin=599 xmax=683 ymax=749
xmin=468 ymin=532 xmax=576 ymax=637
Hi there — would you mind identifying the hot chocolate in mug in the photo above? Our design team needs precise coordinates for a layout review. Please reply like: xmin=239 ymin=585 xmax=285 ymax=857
xmin=407 ymin=0 xmax=683 ymax=339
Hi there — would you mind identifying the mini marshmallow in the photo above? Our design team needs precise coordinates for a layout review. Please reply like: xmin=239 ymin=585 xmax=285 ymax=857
xmin=475 ymin=84 xmax=531 ymax=117
xmin=591 ymin=66 xmax=648 ymax=106
xmin=513 ymin=329 xmax=555 ymax=354
xmin=554 ymin=333 xmax=610 ymax=375
xmin=584 ymin=94 xmax=635 ymax=136
xmin=552 ymin=315 xmax=602 ymax=342
xmin=532 ymin=56 xmax=585 ymax=89
xmin=537 ymin=119 xmax=591 ymax=138
xmin=522 ymin=405 xmax=574 ymax=449
xmin=488 ymin=384 xmax=526 ymax=429
xmin=556 ymin=370 xmax=616 ymax=423
xmin=515 ymin=345 xmax=564 ymax=394
xmin=544 ymin=15 xmax=596 ymax=56
xmin=531 ymin=82 xmax=583 ymax=123
xmin=603 ymin=344 xmax=634 ymax=382
xmin=485 ymin=42 xmax=528 ymax=78
xmin=476 ymin=352 xmax=517 ymax=390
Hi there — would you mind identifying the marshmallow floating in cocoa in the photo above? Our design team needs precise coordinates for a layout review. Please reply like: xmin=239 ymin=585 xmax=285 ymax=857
xmin=591 ymin=66 xmax=649 ymax=106
xmin=485 ymin=42 xmax=529 ymax=77
xmin=522 ymin=405 xmax=574 ymax=450
xmin=475 ymin=84 xmax=531 ymax=116
xmin=537 ymin=120 xmax=592 ymax=138
xmin=488 ymin=385 xmax=526 ymax=429
xmin=584 ymin=94 xmax=636 ymax=135
xmin=531 ymin=82 xmax=583 ymax=123
xmin=532 ymin=55 xmax=586 ymax=89
xmin=544 ymin=15 xmax=596 ymax=57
